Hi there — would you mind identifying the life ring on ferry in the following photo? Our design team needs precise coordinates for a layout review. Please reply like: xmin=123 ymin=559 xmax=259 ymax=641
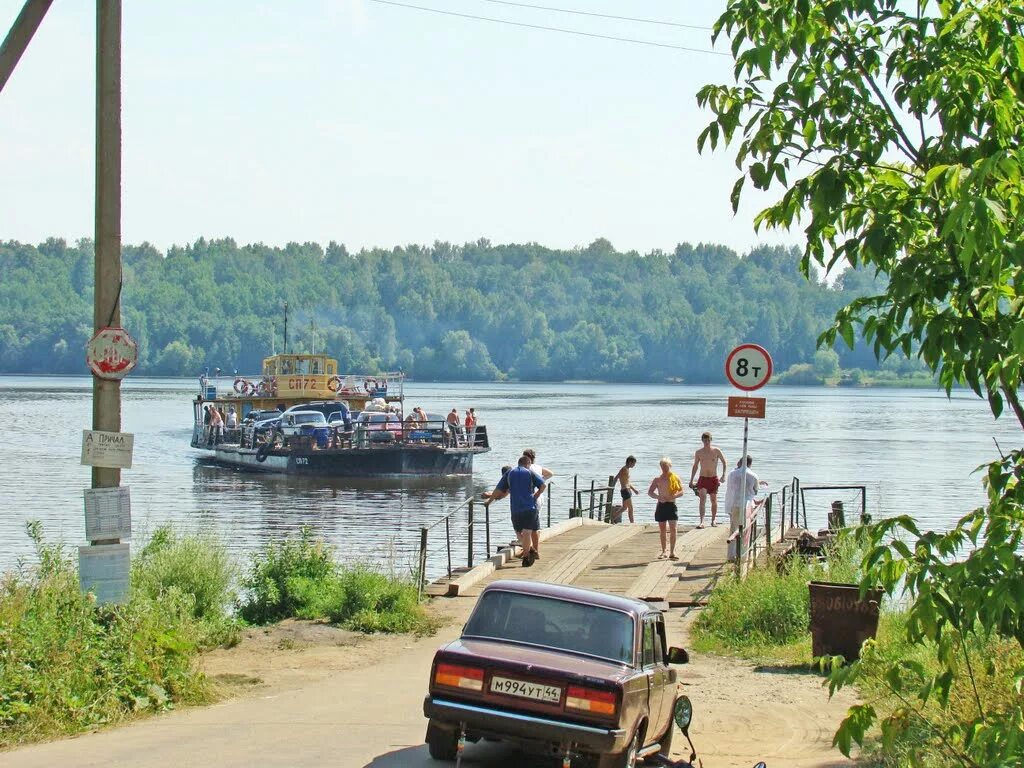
xmin=327 ymin=375 xmax=343 ymax=393
xmin=233 ymin=378 xmax=249 ymax=395
xmin=363 ymin=377 xmax=378 ymax=393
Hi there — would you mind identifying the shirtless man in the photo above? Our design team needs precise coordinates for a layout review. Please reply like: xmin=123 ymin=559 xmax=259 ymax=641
xmin=689 ymin=431 xmax=727 ymax=528
xmin=613 ymin=456 xmax=639 ymax=523
xmin=647 ymin=457 xmax=686 ymax=559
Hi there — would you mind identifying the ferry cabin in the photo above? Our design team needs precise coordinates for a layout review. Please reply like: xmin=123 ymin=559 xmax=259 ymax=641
xmin=191 ymin=353 xmax=403 ymax=447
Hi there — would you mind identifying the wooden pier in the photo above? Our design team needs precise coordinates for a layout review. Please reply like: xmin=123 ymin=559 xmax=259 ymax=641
xmin=428 ymin=518 xmax=731 ymax=607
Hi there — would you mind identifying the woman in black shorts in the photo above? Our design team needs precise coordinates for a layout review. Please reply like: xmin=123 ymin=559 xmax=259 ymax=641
xmin=647 ymin=457 xmax=686 ymax=560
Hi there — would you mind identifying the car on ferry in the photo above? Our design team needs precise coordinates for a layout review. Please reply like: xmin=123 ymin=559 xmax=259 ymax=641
xmin=277 ymin=410 xmax=328 ymax=437
xmin=423 ymin=580 xmax=687 ymax=767
xmin=281 ymin=400 xmax=352 ymax=431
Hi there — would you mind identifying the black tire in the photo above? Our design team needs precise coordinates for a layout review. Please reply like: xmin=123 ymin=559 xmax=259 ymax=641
xmin=255 ymin=442 xmax=272 ymax=463
xmin=425 ymin=720 xmax=458 ymax=761
xmin=598 ymin=726 xmax=641 ymax=768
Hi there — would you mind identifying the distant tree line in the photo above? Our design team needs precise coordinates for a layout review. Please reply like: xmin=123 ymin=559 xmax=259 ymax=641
xmin=0 ymin=236 xmax=922 ymax=382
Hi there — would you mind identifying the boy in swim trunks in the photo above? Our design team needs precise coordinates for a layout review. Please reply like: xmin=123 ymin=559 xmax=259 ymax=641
xmin=613 ymin=455 xmax=639 ymax=523
xmin=689 ymin=431 xmax=727 ymax=528
xmin=647 ymin=458 xmax=686 ymax=559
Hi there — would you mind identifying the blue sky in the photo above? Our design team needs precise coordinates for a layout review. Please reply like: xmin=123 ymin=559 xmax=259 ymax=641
xmin=0 ymin=0 xmax=801 ymax=255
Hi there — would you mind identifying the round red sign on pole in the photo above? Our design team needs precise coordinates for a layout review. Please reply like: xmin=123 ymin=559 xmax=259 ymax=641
xmin=86 ymin=327 xmax=138 ymax=380
xmin=725 ymin=344 xmax=773 ymax=391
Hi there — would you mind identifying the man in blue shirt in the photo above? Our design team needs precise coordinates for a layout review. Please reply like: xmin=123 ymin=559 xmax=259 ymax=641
xmin=487 ymin=455 xmax=546 ymax=567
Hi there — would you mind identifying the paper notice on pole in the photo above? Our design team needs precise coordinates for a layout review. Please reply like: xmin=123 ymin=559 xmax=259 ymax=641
xmin=83 ymin=486 xmax=132 ymax=541
xmin=81 ymin=430 xmax=134 ymax=469
xmin=78 ymin=543 xmax=130 ymax=605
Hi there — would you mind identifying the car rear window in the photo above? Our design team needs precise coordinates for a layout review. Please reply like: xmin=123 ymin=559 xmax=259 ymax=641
xmin=463 ymin=591 xmax=634 ymax=664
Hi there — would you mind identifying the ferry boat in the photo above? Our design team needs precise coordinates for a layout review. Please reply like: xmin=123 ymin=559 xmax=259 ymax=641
xmin=190 ymin=352 xmax=490 ymax=476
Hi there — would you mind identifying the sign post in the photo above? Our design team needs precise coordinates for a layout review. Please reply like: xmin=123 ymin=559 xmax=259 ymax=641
xmin=725 ymin=344 xmax=772 ymax=564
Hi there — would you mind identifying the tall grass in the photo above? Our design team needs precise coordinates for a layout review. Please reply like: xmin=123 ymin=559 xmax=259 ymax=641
xmin=691 ymin=532 xmax=864 ymax=661
xmin=238 ymin=526 xmax=437 ymax=634
xmin=0 ymin=522 xmax=227 ymax=747
xmin=133 ymin=525 xmax=240 ymax=647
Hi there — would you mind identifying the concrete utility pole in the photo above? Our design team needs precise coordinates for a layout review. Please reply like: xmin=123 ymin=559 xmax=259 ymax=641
xmin=93 ymin=0 xmax=122 ymax=492
xmin=0 ymin=0 xmax=54 ymax=95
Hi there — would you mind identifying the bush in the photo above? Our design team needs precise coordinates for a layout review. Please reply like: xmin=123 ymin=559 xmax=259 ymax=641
xmin=238 ymin=527 xmax=436 ymax=634
xmin=133 ymin=525 xmax=240 ymax=647
xmin=329 ymin=565 xmax=438 ymax=635
xmin=238 ymin=526 xmax=337 ymax=624
xmin=0 ymin=523 xmax=212 ymax=747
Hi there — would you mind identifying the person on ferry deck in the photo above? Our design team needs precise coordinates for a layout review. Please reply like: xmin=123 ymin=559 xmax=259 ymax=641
xmin=464 ymin=408 xmax=477 ymax=446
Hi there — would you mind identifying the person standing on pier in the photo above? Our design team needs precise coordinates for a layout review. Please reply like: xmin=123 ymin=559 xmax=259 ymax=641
xmin=522 ymin=448 xmax=553 ymax=481
xmin=724 ymin=455 xmax=767 ymax=535
xmin=648 ymin=458 xmax=685 ymax=559
xmin=689 ymin=432 xmax=727 ymax=528
xmin=614 ymin=456 xmax=639 ymax=523
xmin=485 ymin=455 xmax=546 ymax=567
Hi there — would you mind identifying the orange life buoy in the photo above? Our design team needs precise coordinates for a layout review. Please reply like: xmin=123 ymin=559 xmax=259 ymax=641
xmin=364 ymin=377 xmax=378 ymax=393
xmin=233 ymin=377 xmax=250 ymax=395
xmin=327 ymin=375 xmax=343 ymax=393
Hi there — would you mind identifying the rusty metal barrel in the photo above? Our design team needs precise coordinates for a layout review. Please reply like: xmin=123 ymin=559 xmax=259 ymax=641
xmin=808 ymin=581 xmax=882 ymax=662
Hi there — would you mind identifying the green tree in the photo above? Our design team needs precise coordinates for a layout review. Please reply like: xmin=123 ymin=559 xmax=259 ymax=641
xmin=700 ymin=0 xmax=1024 ymax=763
xmin=812 ymin=349 xmax=840 ymax=380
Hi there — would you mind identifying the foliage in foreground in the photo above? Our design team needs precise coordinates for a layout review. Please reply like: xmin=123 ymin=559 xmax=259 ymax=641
xmin=0 ymin=523 xmax=225 ymax=747
xmin=238 ymin=526 xmax=437 ymax=635
xmin=701 ymin=0 xmax=1024 ymax=763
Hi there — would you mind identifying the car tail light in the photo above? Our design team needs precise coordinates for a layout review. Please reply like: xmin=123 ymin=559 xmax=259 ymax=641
xmin=565 ymin=686 xmax=617 ymax=716
xmin=434 ymin=663 xmax=485 ymax=692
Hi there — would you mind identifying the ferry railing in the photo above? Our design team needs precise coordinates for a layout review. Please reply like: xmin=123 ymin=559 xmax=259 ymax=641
xmin=416 ymin=481 xmax=554 ymax=597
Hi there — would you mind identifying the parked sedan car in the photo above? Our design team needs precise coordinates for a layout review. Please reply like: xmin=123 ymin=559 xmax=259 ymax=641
xmin=423 ymin=580 xmax=687 ymax=766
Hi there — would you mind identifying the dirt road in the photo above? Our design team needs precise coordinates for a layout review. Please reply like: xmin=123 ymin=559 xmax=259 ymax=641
xmin=3 ymin=598 xmax=855 ymax=768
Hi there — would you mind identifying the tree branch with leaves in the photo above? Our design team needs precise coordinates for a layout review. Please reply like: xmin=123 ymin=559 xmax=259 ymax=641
xmin=699 ymin=1 xmax=1024 ymax=764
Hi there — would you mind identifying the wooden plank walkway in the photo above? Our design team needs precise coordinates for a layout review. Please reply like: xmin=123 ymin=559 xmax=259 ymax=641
xmin=453 ymin=521 xmax=731 ymax=607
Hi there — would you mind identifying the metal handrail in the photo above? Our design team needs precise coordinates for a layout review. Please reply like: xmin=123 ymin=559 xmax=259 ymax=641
xmin=416 ymin=481 xmax=555 ymax=595
xmin=571 ymin=475 xmax=616 ymax=522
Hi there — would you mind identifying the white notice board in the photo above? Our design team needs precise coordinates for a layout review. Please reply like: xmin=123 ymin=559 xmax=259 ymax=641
xmin=81 ymin=430 xmax=134 ymax=469
xmin=79 ymin=543 xmax=130 ymax=605
xmin=84 ymin=486 xmax=132 ymax=541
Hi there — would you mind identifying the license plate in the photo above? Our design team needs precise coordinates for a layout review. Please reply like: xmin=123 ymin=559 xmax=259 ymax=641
xmin=490 ymin=676 xmax=562 ymax=703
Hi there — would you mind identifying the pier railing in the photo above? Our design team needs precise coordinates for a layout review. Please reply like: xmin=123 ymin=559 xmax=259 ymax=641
xmin=416 ymin=482 xmax=555 ymax=596
xmin=570 ymin=475 xmax=617 ymax=522
xmin=735 ymin=477 xmax=870 ymax=573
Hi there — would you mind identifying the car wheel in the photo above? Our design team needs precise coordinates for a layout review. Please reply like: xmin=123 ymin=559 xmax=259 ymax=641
xmin=425 ymin=720 xmax=459 ymax=761
xmin=597 ymin=726 xmax=641 ymax=768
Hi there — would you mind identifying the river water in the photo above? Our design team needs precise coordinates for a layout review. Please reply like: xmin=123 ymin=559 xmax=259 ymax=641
xmin=0 ymin=376 xmax=1016 ymax=580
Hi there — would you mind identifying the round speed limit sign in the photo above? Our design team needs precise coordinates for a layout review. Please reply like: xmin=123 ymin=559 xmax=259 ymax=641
xmin=725 ymin=344 xmax=773 ymax=391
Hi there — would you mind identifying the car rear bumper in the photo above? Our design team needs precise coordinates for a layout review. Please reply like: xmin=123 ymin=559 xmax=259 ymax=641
xmin=424 ymin=696 xmax=628 ymax=754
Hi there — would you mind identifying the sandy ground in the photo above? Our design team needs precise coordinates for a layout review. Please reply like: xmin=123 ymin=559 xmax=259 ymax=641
xmin=4 ymin=597 xmax=856 ymax=768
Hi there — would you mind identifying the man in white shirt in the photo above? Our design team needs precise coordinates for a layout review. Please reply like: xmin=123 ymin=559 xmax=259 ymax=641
xmin=724 ymin=456 xmax=766 ymax=534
